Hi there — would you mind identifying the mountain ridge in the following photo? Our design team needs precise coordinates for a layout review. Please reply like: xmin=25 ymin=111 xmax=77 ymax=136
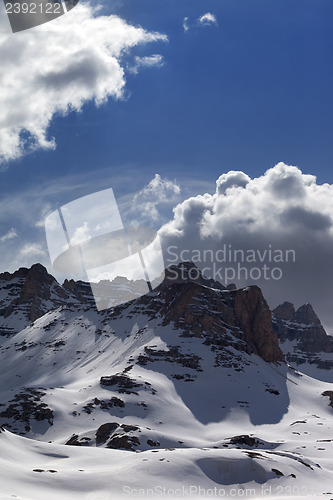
xmin=0 ymin=261 xmax=332 ymax=497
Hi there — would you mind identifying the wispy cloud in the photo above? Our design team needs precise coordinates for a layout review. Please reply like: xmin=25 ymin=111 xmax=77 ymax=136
xmin=131 ymin=174 xmax=181 ymax=223
xmin=183 ymin=12 xmax=218 ymax=32
xmin=19 ymin=243 xmax=46 ymax=258
xmin=0 ymin=228 xmax=17 ymax=243
xmin=0 ymin=2 xmax=167 ymax=165
xmin=129 ymin=54 xmax=165 ymax=74
xmin=183 ymin=17 xmax=190 ymax=32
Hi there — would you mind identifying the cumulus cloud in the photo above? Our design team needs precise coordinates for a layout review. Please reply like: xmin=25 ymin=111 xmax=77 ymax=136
xmin=131 ymin=174 xmax=181 ymax=223
xmin=0 ymin=228 xmax=17 ymax=243
xmin=183 ymin=12 xmax=218 ymax=32
xmin=0 ymin=2 xmax=167 ymax=164
xmin=158 ymin=163 xmax=333 ymax=331
xmin=216 ymin=171 xmax=251 ymax=195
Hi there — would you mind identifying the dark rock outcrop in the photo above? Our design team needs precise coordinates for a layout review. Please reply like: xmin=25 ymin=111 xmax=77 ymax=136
xmin=65 ymin=434 xmax=91 ymax=446
xmin=273 ymin=302 xmax=295 ymax=322
xmin=322 ymin=391 xmax=333 ymax=408
xmin=0 ymin=388 xmax=54 ymax=434
xmin=294 ymin=303 xmax=322 ymax=326
xmin=0 ymin=264 xmax=75 ymax=334
xmin=273 ymin=301 xmax=333 ymax=370
xmin=234 ymin=286 xmax=284 ymax=363
xmin=96 ymin=422 xmax=119 ymax=445
xmin=139 ymin=263 xmax=284 ymax=363
xmin=107 ymin=434 xmax=140 ymax=450
xmin=229 ymin=435 xmax=257 ymax=447
xmin=162 ymin=261 xmax=226 ymax=290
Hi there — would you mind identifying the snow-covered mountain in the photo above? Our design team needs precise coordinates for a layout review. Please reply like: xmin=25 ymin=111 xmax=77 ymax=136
xmin=0 ymin=262 xmax=332 ymax=499
xmin=273 ymin=301 xmax=333 ymax=380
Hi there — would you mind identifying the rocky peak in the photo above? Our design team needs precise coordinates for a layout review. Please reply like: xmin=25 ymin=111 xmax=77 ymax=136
xmin=19 ymin=264 xmax=57 ymax=300
xmin=293 ymin=303 xmax=321 ymax=326
xmin=272 ymin=301 xmax=295 ymax=321
xmin=272 ymin=301 xmax=327 ymax=339
xmin=272 ymin=301 xmax=333 ymax=371
xmin=63 ymin=278 xmax=94 ymax=303
xmin=0 ymin=263 xmax=75 ymax=333
xmin=142 ymin=264 xmax=284 ymax=363
xmin=163 ymin=261 xmax=226 ymax=290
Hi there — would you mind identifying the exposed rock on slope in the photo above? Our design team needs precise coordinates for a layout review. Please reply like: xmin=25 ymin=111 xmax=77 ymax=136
xmin=273 ymin=301 xmax=333 ymax=370
xmin=234 ymin=286 xmax=283 ymax=362
xmin=140 ymin=262 xmax=284 ymax=363
xmin=0 ymin=264 xmax=76 ymax=335
xmin=322 ymin=391 xmax=333 ymax=408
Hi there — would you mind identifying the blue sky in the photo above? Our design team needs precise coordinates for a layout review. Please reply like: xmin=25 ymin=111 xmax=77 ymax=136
xmin=1 ymin=0 xmax=333 ymax=326
xmin=2 ymin=0 xmax=333 ymax=187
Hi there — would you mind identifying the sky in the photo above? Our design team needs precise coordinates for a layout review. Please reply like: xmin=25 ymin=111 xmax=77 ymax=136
xmin=1 ymin=0 xmax=333 ymax=329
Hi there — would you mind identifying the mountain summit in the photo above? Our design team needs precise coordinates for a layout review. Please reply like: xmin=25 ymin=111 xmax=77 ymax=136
xmin=141 ymin=262 xmax=284 ymax=363
xmin=273 ymin=301 xmax=333 ymax=373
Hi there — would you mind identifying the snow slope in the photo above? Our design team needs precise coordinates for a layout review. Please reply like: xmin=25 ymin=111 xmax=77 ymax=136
xmin=0 ymin=266 xmax=332 ymax=499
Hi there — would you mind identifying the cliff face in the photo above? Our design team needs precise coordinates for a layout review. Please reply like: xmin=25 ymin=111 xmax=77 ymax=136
xmin=234 ymin=286 xmax=284 ymax=363
xmin=0 ymin=264 xmax=76 ymax=334
xmin=139 ymin=262 xmax=284 ymax=363
xmin=6 ymin=264 xmax=66 ymax=322
xmin=272 ymin=301 xmax=333 ymax=370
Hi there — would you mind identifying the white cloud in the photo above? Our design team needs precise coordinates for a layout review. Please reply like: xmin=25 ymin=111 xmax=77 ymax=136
xmin=198 ymin=13 xmax=218 ymax=27
xmin=184 ymin=12 xmax=218 ymax=32
xmin=70 ymin=221 xmax=91 ymax=246
xmin=1 ymin=242 xmax=49 ymax=273
xmin=158 ymin=163 xmax=333 ymax=330
xmin=0 ymin=2 xmax=167 ymax=165
xmin=129 ymin=54 xmax=165 ymax=74
xmin=19 ymin=243 xmax=46 ymax=258
xmin=35 ymin=205 xmax=53 ymax=228
xmin=0 ymin=228 xmax=17 ymax=243
xmin=141 ymin=173 xmax=181 ymax=198
xmin=132 ymin=174 xmax=181 ymax=222
xmin=216 ymin=171 xmax=251 ymax=195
